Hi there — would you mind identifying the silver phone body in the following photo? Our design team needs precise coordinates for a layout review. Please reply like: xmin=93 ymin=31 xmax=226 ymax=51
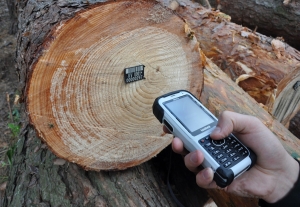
xmin=154 ymin=90 xmax=254 ymax=186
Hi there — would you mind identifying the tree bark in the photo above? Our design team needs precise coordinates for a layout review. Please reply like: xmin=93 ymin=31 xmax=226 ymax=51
xmin=207 ymin=0 xmax=300 ymax=50
xmin=4 ymin=0 xmax=300 ymax=207
xmin=289 ymin=110 xmax=300 ymax=138
xmin=4 ymin=127 xmax=208 ymax=206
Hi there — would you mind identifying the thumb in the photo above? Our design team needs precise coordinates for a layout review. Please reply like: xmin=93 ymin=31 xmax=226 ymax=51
xmin=210 ymin=111 xmax=262 ymax=140
xmin=210 ymin=111 xmax=237 ymax=140
xmin=209 ymin=111 xmax=275 ymax=156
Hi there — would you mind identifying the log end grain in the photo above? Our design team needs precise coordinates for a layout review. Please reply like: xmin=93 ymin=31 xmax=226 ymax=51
xmin=27 ymin=0 xmax=204 ymax=170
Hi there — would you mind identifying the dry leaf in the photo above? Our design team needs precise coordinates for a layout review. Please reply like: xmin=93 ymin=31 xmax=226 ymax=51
xmin=168 ymin=1 xmax=179 ymax=10
xmin=0 ymin=182 xmax=7 ymax=191
xmin=53 ymin=158 xmax=67 ymax=166
xmin=271 ymin=39 xmax=285 ymax=58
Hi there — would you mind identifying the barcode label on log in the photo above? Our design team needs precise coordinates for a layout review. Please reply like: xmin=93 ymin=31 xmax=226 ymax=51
xmin=124 ymin=65 xmax=145 ymax=84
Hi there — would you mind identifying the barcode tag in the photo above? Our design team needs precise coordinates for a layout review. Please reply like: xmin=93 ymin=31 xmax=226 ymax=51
xmin=124 ymin=65 xmax=145 ymax=84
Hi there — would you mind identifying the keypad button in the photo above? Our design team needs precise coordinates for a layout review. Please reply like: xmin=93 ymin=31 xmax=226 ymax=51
xmin=231 ymin=140 xmax=237 ymax=144
xmin=212 ymin=150 xmax=220 ymax=155
xmin=234 ymin=144 xmax=240 ymax=148
xmin=208 ymin=146 xmax=215 ymax=151
xmin=217 ymin=154 xmax=223 ymax=159
xmin=205 ymin=136 xmax=210 ymax=140
xmin=200 ymin=139 xmax=205 ymax=143
xmin=222 ymin=145 xmax=229 ymax=150
xmin=233 ymin=156 xmax=240 ymax=161
xmin=226 ymin=149 xmax=232 ymax=153
xmin=205 ymin=143 xmax=211 ymax=147
xmin=238 ymin=147 xmax=244 ymax=152
xmin=220 ymin=158 xmax=228 ymax=163
xmin=229 ymin=152 xmax=236 ymax=157
xmin=242 ymin=150 xmax=248 ymax=156
xmin=224 ymin=162 xmax=231 ymax=168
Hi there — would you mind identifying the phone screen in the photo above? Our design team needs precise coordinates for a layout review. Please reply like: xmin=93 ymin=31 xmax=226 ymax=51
xmin=164 ymin=95 xmax=217 ymax=135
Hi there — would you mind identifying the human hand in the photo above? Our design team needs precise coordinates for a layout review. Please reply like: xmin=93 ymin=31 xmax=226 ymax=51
xmin=170 ymin=111 xmax=299 ymax=203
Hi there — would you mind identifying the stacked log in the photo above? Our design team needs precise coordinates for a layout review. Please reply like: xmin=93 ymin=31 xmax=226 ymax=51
xmin=170 ymin=0 xmax=300 ymax=137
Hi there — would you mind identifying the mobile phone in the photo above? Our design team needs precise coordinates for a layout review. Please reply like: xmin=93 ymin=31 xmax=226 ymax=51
xmin=152 ymin=90 xmax=256 ymax=187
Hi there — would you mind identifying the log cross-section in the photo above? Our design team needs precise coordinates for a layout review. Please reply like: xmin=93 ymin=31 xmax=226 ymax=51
xmin=27 ymin=0 xmax=203 ymax=170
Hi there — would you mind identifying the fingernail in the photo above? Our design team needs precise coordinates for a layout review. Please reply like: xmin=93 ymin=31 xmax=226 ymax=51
xmin=203 ymin=168 xmax=211 ymax=180
xmin=212 ymin=126 xmax=221 ymax=134
xmin=190 ymin=152 xmax=198 ymax=163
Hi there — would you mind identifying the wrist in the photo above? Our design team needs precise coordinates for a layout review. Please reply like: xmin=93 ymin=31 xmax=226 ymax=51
xmin=262 ymin=157 xmax=299 ymax=203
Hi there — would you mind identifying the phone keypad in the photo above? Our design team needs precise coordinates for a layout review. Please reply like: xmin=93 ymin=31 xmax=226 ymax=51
xmin=199 ymin=135 xmax=249 ymax=168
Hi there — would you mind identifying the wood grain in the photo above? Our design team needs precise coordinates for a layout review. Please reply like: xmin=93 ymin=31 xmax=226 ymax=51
xmin=27 ymin=0 xmax=203 ymax=170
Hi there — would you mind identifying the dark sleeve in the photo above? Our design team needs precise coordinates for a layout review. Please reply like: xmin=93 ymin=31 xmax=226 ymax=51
xmin=259 ymin=160 xmax=300 ymax=207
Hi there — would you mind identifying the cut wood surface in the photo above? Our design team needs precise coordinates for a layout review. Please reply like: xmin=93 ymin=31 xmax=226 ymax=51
xmin=27 ymin=0 xmax=203 ymax=170
xmin=170 ymin=0 xmax=300 ymax=135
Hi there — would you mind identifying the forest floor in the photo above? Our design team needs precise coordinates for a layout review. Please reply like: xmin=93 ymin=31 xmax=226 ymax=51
xmin=0 ymin=0 xmax=19 ymax=196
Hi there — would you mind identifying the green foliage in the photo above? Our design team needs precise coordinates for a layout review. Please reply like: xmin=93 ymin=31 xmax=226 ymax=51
xmin=0 ymin=176 xmax=8 ymax=182
xmin=8 ymin=123 xmax=20 ymax=138
xmin=7 ymin=106 xmax=20 ymax=138
xmin=12 ymin=108 xmax=20 ymax=122
xmin=6 ymin=144 xmax=16 ymax=166
xmin=5 ymin=105 xmax=20 ymax=167
xmin=0 ymin=144 xmax=16 ymax=168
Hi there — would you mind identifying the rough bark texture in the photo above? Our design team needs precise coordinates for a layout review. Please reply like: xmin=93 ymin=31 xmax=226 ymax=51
xmin=208 ymin=0 xmax=300 ymax=50
xmin=4 ymin=0 xmax=300 ymax=207
xmin=289 ymin=110 xmax=300 ymax=139
xmin=4 ymin=126 xmax=208 ymax=206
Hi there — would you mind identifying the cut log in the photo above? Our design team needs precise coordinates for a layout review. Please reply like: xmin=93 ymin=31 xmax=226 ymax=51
xmin=7 ymin=1 xmax=209 ymax=206
xmin=5 ymin=0 xmax=300 ymax=206
xmin=207 ymin=0 xmax=300 ymax=50
xmin=26 ymin=0 xmax=203 ymax=170
xmin=173 ymin=0 xmax=300 ymax=136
